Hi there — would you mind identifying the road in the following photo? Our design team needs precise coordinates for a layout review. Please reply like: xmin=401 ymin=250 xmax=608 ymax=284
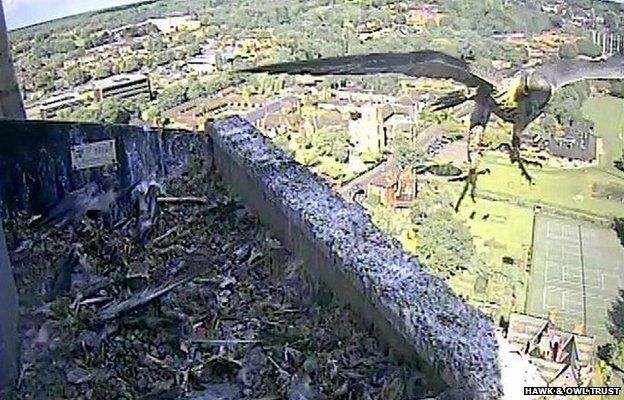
xmin=338 ymin=158 xmax=393 ymax=200
xmin=415 ymin=126 xmax=446 ymax=147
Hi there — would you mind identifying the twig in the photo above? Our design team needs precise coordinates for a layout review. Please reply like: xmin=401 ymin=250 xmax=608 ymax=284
xmin=157 ymin=196 xmax=209 ymax=204
xmin=154 ymin=244 xmax=194 ymax=255
xmin=79 ymin=296 xmax=112 ymax=306
xmin=98 ymin=275 xmax=192 ymax=321
xmin=272 ymin=308 xmax=301 ymax=315
xmin=143 ymin=354 xmax=174 ymax=371
xmin=97 ymin=257 xmax=207 ymax=321
xmin=153 ymin=227 xmax=177 ymax=244
xmin=112 ymin=216 xmax=132 ymax=231
xmin=80 ymin=278 xmax=114 ymax=298
xmin=267 ymin=356 xmax=291 ymax=378
xmin=191 ymin=339 xmax=261 ymax=345
xmin=125 ymin=273 xmax=149 ymax=280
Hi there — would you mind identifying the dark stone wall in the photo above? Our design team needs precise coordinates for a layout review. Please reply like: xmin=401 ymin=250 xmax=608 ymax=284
xmin=0 ymin=120 xmax=211 ymax=218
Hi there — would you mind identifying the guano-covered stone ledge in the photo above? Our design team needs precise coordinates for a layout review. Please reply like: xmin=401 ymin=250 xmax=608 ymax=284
xmin=209 ymin=116 xmax=505 ymax=398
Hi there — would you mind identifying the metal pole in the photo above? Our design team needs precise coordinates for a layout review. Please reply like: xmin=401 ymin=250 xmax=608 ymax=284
xmin=0 ymin=0 xmax=21 ymax=390
xmin=0 ymin=0 xmax=25 ymax=119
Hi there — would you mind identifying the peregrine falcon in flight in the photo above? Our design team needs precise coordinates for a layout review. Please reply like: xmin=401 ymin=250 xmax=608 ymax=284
xmin=240 ymin=50 xmax=624 ymax=210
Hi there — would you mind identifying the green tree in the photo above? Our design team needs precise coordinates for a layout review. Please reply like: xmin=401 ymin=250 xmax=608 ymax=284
xmin=155 ymin=50 xmax=175 ymax=66
xmin=597 ymin=343 xmax=615 ymax=363
xmin=576 ymin=38 xmax=602 ymax=58
xmin=215 ymin=52 xmax=223 ymax=72
xmin=541 ymin=114 xmax=559 ymax=136
xmin=394 ymin=14 xmax=407 ymax=25
xmin=608 ymin=289 xmax=624 ymax=341
xmin=547 ymin=82 xmax=590 ymax=128
xmin=414 ymin=206 xmax=482 ymax=277
xmin=394 ymin=135 xmax=428 ymax=170
xmin=614 ymin=151 xmax=624 ymax=173
xmin=64 ymin=65 xmax=90 ymax=86
xmin=558 ymin=43 xmax=578 ymax=59
xmin=567 ymin=0 xmax=591 ymax=9
xmin=157 ymin=84 xmax=189 ymax=110
xmin=604 ymin=12 xmax=619 ymax=29
xmin=51 ymin=38 xmax=77 ymax=54
xmin=329 ymin=132 xmax=351 ymax=163
xmin=99 ymin=99 xmax=131 ymax=124
xmin=61 ymin=107 xmax=99 ymax=123
xmin=298 ymin=148 xmax=320 ymax=166
xmin=611 ymin=82 xmax=624 ymax=99
xmin=93 ymin=63 xmax=112 ymax=79
xmin=145 ymin=36 xmax=165 ymax=53
xmin=120 ymin=56 xmax=141 ymax=73
xmin=310 ymin=127 xmax=350 ymax=163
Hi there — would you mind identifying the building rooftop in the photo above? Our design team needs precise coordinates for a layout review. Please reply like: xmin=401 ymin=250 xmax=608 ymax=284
xmin=90 ymin=73 xmax=149 ymax=90
xmin=395 ymin=93 xmax=420 ymax=106
xmin=545 ymin=130 xmax=597 ymax=162
xmin=369 ymin=157 xmax=401 ymax=188
xmin=39 ymin=92 xmax=81 ymax=108
xmin=244 ymin=96 xmax=298 ymax=123
xmin=506 ymin=313 xmax=595 ymax=386
xmin=161 ymin=97 xmax=212 ymax=119
xmin=187 ymin=54 xmax=218 ymax=65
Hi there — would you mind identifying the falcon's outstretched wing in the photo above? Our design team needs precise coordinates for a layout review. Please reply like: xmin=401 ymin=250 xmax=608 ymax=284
xmin=536 ymin=53 xmax=624 ymax=90
xmin=239 ymin=50 xmax=494 ymax=90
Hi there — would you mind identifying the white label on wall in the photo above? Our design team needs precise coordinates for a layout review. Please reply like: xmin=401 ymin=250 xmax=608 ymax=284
xmin=70 ymin=140 xmax=117 ymax=170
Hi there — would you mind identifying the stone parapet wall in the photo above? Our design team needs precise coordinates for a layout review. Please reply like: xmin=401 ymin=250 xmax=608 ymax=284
xmin=209 ymin=116 xmax=504 ymax=399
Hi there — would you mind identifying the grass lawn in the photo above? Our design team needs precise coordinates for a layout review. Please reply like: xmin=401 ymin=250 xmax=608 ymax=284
xmin=437 ymin=96 xmax=624 ymax=219
xmin=476 ymin=97 xmax=624 ymax=217
xmin=583 ymin=96 xmax=624 ymax=173
xmin=474 ymin=159 xmax=624 ymax=218
xmin=449 ymin=198 xmax=533 ymax=314
xmin=456 ymin=198 xmax=533 ymax=264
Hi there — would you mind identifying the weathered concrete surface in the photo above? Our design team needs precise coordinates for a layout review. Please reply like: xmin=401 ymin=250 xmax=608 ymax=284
xmin=208 ymin=116 xmax=504 ymax=399
xmin=0 ymin=218 xmax=18 ymax=388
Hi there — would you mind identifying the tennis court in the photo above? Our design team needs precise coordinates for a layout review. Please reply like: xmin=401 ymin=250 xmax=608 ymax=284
xmin=526 ymin=214 xmax=624 ymax=343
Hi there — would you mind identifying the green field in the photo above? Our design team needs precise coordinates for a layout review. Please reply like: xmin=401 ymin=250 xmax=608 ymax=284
xmin=466 ymin=96 xmax=624 ymax=219
xmin=583 ymin=96 xmax=624 ymax=173
xmin=447 ymin=198 xmax=532 ymax=316
xmin=457 ymin=199 xmax=533 ymax=263
xmin=436 ymin=96 xmax=624 ymax=316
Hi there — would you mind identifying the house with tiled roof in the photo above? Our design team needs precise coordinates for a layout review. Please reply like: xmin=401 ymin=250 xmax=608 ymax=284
xmin=506 ymin=313 xmax=595 ymax=388
xmin=366 ymin=157 xmax=417 ymax=208
xmin=542 ymin=129 xmax=597 ymax=165
xmin=405 ymin=4 xmax=445 ymax=30
xmin=161 ymin=97 xmax=228 ymax=129
xmin=259 ymin=114 xmax=301 ymax=138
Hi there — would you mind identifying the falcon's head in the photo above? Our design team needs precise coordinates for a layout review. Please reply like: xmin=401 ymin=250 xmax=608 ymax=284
xmin=519 ymin=70 xmax=552 ymax=122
